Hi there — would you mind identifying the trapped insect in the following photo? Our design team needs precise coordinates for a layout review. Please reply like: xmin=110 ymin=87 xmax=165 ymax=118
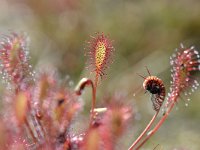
xmin=138 ymin=67 xmax=166 ymax=111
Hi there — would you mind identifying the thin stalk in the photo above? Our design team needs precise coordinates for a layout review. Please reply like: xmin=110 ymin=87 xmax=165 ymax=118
xmin=30 ymin=113 xmax=45 ymax=141
xmin=90 ymin=76 xmax=97 ymax=126
xmin=25 ymin=118 xmax=37 ymax=143
xmin=74 ymin=78 xmax=96 ymax=126
xmin=93 ymin=73 xmax=99 ymax=113
xmin=37 ymin=119 xmax=45 ymax=138
xmin=128 ymin=111 xmax=159 ymax=150
xmin=135 ymin=101 xmax=176 ymax=149
xmin=35 ymin=110 xmax=46 ymax=138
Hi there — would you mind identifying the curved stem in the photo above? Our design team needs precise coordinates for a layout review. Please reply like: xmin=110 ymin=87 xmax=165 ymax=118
xmin=128 ymin=111 xmax=159 ymax=150
xmin=135 ymin=101 xmax=175 ymax=149
xmin=91 ymin=78 xmax=96 ymax=125
xmin=75 ymin=78 xmax=96 ymax=126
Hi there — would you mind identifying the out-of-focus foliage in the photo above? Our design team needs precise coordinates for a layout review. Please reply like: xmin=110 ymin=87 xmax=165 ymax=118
xmin=0 ymin=0 xmax=200 ymax=149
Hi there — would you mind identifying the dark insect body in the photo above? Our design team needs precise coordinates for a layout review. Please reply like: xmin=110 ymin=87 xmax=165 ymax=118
xmin=143 ymin=76 xmax=165 ymax=111
xmin=138 ymin=67 xmax=166 ymax=111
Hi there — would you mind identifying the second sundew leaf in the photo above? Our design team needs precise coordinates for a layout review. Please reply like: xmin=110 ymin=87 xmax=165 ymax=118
xmin=86 ymin=32 xmax=114 ymax=78
xmin=0 ymin=32 xmax=33 ymax=86
xmin=167 ymin=45 xmax=200 ymax=105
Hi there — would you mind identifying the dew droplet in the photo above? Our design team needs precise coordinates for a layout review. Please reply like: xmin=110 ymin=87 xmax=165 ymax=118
xmin=147 ymin=130 xmax=152 ymax=135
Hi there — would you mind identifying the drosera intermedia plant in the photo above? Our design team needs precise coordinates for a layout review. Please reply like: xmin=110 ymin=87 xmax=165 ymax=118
xmin=128 ymin=44 xmax=200 ymax=149
xmin=0 ymin=31 xmax=132 ymax=149
xmin=129 ymin=67 xmax=166 ymax=149
xmin=0 ymin=31 xmax=199 ymax=149
xmin=0 ymin=31 xmax=82 ymax=149
xmin=77 ymin=32 xmax=114 ymax=124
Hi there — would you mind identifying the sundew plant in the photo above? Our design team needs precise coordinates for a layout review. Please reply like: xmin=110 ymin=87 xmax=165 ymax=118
xmin=0 ymin=31 xmax=199 ymax=150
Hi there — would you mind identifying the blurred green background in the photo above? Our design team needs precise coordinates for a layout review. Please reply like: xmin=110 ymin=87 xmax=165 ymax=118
xmin=0 ymin=0 xmax=200 ymax=149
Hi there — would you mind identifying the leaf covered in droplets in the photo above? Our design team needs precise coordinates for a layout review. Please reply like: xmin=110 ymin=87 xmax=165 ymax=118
xmin=85 ymin=32 xmax=114 ymax=77
xmin=0 ymin=32 xmax=33 ymax=86
xmin=168 ymin=45 xmax=200 ymax=104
